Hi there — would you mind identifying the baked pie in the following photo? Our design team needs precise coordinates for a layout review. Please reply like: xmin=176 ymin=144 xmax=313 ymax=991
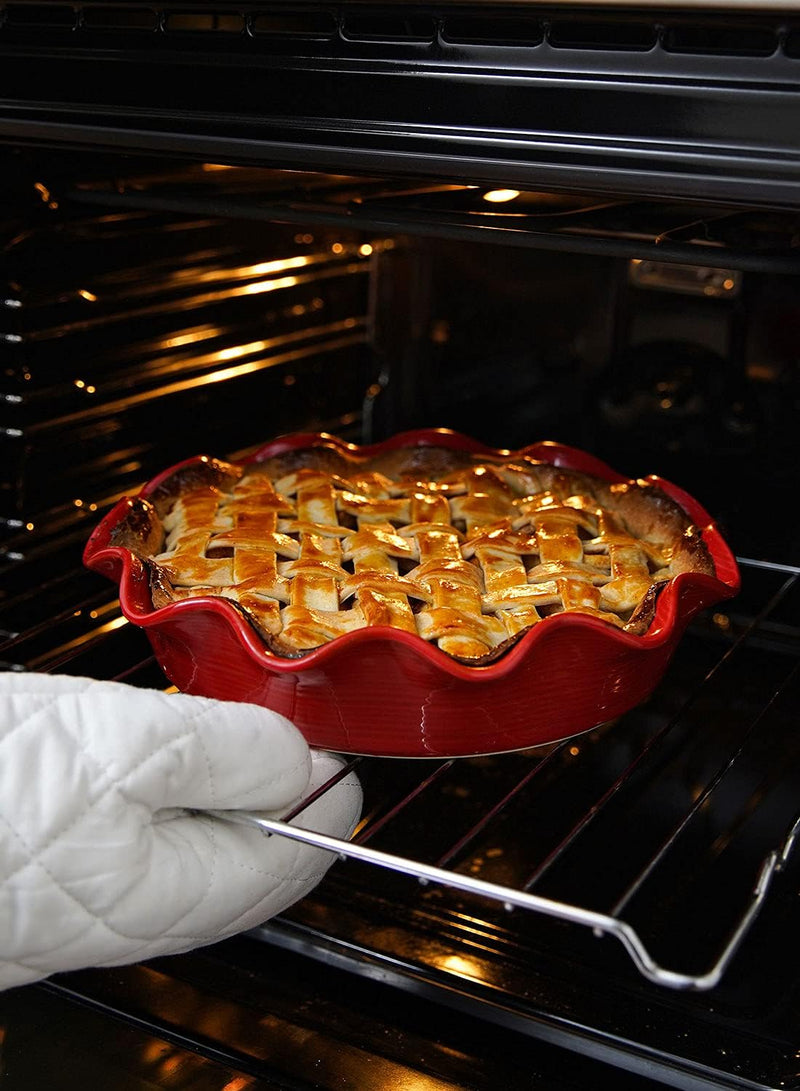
xmin=110 ymin=441 xmax=715 ymax=666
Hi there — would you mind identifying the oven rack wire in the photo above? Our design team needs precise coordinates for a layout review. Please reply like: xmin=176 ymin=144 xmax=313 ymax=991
xmin=68 ymin=176 xmax=800 ymax=276
xmin=1 ymin=554 xmax=798 ymax=992
xmin=212 ymin=558 xmax=800 ymax=992
xmin=209 ymin=804 xmax=800 ymax=992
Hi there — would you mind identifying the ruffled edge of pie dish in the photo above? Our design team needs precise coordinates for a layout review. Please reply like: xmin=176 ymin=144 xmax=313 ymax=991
xmin=83 ymin=429 xmax=741 ymax=684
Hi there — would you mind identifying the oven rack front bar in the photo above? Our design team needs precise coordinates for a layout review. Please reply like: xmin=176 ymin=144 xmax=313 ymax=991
xmin=209 ymin=803 xmax=800 ymax=991
xmin=221 ymin=556 xmax=800 ymax=993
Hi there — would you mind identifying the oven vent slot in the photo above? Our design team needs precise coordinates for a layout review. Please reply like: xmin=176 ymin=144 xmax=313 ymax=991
xmin=341 ymin=12 xmax=436 ymax=42
xmin=164 ymin=11 xmax=244 ymax=34
xmin=663 ymin=23 xmax=778 ymax=57
xmin=81 ymin=6 xmax=156 ymax=31
xmin=250 ymin=11 xmax=336 ymax=39
xmin=441 ymin=16 xmax=543 ymax=47
xmin=2 ymin=3 xmax=75 ymax=27
xmin=548 ymin=20 xmax=657 ymax=52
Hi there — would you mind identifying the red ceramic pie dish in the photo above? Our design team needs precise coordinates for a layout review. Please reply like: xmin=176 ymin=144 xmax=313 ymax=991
xmin=83 ymin=430 xmax=740 ymax=757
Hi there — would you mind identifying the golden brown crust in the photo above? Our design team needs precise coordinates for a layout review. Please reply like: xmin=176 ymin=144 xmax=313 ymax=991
xmin=113 ymin=445 xmax=715 ymax=664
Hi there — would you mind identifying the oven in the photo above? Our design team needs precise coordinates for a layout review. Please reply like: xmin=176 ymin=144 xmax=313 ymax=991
xmin=1 ymin=4 xmax=799 ymax=1089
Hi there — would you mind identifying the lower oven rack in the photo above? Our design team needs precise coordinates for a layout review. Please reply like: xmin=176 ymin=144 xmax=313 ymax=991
xmin=209 ymin=797 xmax=800 ymax=993
xmin=206 ymin=557 xmax=800 ymax=995
xmin=2 ymin=541 xmax=800 ymax=1090
xmin=0 ymin=548 xmax=798 ymax=993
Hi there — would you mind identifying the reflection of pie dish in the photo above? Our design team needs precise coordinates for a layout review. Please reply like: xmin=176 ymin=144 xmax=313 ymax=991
xmin=108 ymin=439 xmax=714 ymax=665
xmin=85 ymin=431 xmax=738 ymax=756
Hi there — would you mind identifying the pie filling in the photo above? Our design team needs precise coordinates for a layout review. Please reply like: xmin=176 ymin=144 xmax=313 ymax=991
xmin=111 ymin=445 xmax=715 ymax=664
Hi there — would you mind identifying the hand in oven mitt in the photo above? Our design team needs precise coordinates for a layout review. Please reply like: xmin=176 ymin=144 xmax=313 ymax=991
xmin=0 ymin=672 xmax=362 ymax=991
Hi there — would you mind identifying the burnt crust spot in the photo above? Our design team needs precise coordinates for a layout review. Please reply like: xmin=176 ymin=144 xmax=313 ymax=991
xmin=672 ymin=525 xmax=716 ymax=577
xmin=109 ymin=498 xmax=164 ymax=557
xmin=622 ymin=582 xmax=663 ymax=635
xmin=148 ymin=458 xmax=241 ymax=516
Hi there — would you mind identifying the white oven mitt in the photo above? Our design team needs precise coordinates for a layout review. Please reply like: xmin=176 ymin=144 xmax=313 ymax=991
xmin=0 ymin=672 xmax=362 ymax=992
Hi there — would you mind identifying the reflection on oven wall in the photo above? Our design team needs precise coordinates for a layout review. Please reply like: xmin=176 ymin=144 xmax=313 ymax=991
xmin=0 ymin=186 xmax=376 ymax=534
xmin=369 ymin=240 xmax=616 ymax=449
xmin=595 ymin=256 xmax=759 ymax=510
xmin=367 ymin=234 xmax=797 ymax=561
xmin=593 ymin=261 xmax=798 ymax=560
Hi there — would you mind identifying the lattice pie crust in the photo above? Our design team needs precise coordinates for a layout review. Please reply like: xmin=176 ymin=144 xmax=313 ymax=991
xmin=112 ymin=444 xmax=714 ymax=664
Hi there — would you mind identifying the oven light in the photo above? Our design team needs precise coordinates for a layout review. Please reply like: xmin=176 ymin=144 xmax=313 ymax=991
xmin=358 ymin=243 xmax=374 ymax=256
xmin=78 ymin=289 xmax=98 ymax=302
xmin=482 ymin=188 xmax=520 ymax=203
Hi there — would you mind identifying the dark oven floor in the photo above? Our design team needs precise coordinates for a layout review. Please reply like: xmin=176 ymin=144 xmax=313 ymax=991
xmin=0 ymin=942 xmax=661 ymax=1091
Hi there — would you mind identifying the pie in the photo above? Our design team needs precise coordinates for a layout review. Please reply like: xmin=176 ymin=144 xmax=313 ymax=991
xmin=110 ymin=443 xmax=715 ymax=664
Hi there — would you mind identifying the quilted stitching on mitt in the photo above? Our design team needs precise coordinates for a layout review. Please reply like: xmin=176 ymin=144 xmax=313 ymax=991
xmin=0 ymin=673 xmax=361 ymax=990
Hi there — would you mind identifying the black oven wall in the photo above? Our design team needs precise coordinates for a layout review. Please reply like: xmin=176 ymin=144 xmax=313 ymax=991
xmin=369 ymin=232 xmax=796 ymax=562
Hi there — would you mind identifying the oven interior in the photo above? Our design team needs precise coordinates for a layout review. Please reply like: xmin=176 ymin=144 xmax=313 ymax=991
xmin=1 ymin=143 xmax=800 ymax=1091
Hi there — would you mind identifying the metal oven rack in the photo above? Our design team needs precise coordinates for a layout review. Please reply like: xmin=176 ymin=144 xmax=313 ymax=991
xmin=226 ymin=690 xmax=800 ymax=993
xmin=1 ymin=517 xmax=798 ymax=993
xmin=2 ymin=519 xmax=800 ymax=1088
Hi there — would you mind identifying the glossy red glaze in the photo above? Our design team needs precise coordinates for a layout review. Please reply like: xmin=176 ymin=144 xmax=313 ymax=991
xmin=83 ymin=430 xmax=740 ymax=757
